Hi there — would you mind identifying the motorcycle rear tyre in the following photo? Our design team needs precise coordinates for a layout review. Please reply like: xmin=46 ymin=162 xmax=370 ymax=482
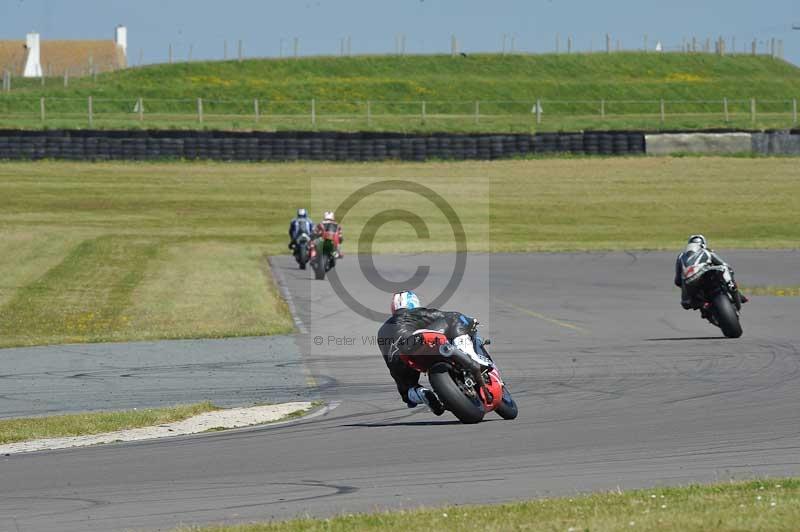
xmin=313 ymin=256 xmax=326 ymax=280
xmin=429 ymin=362 xmax=485 ymax=424
xmin=712 ymin=293 xmax=742 ymax=338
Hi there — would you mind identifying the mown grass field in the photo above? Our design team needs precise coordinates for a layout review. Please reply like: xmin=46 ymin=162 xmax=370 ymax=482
xmin=1 ymin=53 xmax=799 ymax=131
xmin=0 ymin=402 xmax=217 ymax=444
xmin=181 ymin=478 xmax=800 ymax=532
xmin=0 ymin=157 xmax=797 ymax=347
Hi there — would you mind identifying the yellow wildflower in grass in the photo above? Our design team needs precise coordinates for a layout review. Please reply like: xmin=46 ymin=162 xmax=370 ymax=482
xmin=665 ymin=73 xmax=707 ymax=83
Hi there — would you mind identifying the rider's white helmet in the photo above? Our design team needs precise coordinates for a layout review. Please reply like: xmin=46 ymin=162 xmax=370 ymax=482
xmin=323 ymin=211 xmax=335 ymax=221
xmin=297 ymin=208 xmax=307 ymax=218
xmin=687 ymin=234 xmax=707 ymax=247
xmin=391 ymin=291 xmax=421 ymax=313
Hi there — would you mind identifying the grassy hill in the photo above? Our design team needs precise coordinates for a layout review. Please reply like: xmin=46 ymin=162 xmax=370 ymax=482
xmin=2 ymin=53 xmax=799 ymax=131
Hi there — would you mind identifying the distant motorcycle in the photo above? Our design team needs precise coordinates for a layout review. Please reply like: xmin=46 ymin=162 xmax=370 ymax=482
xmin=309 ymin=224 xmax=338 ymax=280
xmin=400 ymin=328 xmax=518 ymax=424
xmin=293 ymin=232 xmax=310 ymax=270
xmin=682 ymin=260 xmax=744 ymax=338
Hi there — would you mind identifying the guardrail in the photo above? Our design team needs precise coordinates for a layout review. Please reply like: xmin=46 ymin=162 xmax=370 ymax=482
xmin=0 ymin=97 xmax=797 ymax=132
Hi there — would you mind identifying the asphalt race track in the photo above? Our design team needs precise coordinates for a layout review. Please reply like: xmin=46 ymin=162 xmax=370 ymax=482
xmin=0 ymin=336 xmax=310 ymax=419
xmin=1 ymin=251 xmax=799 ymax=531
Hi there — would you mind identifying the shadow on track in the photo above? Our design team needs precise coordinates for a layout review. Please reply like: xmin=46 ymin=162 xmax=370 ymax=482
xmin=343 ymin=420 xmax=464 ymax=427
xmin=645 ymin=336 xmax=725 ymax=341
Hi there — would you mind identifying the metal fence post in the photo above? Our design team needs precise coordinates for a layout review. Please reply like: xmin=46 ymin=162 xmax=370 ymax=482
xmin=536 ymin=99 xmax=542 ymax=124
xmin=723 ymin=97 xmax=729 ymax=122
xmin=422 ymin=100 xmax=426 ymax=123
xmin=138 ymin=97 xmax=144 ymax=122
xmin=254 ymin=98 xmax=260 ymax=123
xmin=366 ymin=100 xmax=371 ymax=127
xmin=88 ymin=96 xmax=93 ymax=127
xmin=311 ymin=98 xmax=316 ymax=126
xmin=474 ymin=100 xmax=480 ymax=125
xmin=660 ymin=99 xmax=665 ymax=123
xmin=793 ymin=98 xmax=798 ymax=125
xmin=750 ymin=98 xmax=756 ymax=123
xmin=197 ymin=98 xmax=203 ymax=123
xmin=40 ymin=97 xmax=45 ymax=123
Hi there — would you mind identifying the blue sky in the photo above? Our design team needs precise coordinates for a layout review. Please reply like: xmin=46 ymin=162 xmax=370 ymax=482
xmin=2 ymin=0 xmax=799 ymax=65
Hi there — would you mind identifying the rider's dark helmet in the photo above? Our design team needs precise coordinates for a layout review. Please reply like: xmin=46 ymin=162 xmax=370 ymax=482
xmin=687 ymin=234 xmax=707 ymax=247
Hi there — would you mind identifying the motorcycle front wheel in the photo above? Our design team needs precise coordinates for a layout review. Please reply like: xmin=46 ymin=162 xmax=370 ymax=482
xmin=429 ymin=363 xmax=484 ymax=424
xmin=494 ymin=386 xmax=518 ymax=420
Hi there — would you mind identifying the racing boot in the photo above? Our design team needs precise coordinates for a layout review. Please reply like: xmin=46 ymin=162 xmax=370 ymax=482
xmin=680 ymin=284 xmax=692 ymax=310
xmin=407 ymin=386 xmax=445 ymax=416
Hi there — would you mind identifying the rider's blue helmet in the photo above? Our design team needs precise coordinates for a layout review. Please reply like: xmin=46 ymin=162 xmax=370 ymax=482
xmin=391 ymin=291 xmax=421 ymax=313
xmin=297 ymin=208 xmax=308 ymax=218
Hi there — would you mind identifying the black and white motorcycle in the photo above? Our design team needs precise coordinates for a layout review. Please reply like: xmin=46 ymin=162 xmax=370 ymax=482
xmin=681 ymin=254 xmax=744 ymax=338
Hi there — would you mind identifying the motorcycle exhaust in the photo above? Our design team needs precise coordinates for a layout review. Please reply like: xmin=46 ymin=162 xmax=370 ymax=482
xmin=439 ymin=343 xmax=492 ymax=403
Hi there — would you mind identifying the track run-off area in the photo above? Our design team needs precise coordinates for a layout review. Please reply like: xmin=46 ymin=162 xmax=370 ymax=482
xmin=1 ymin=250 xmax=799 ymax=531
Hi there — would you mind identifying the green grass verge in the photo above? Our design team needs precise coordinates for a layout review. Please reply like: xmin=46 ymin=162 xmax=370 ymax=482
xmin=0 ymin=401 xmax=218 ymax=444
xmin=0 ymin=157 xmax=797 ymax=347
xmin=741 ymin=285 xmax=800 ymax=297
xmin=2 ymin=53 xmax=799 ymax=131
xmin=179 ymin=478 xmax=800 ymax=531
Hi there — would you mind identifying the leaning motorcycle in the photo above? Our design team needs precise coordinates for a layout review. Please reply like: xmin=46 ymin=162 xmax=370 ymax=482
xmin=308 ymin=225 xmax=338 ymax=280
xmin=293 ymin=232 xmax=310 ymax=270
xmin=682 ymin=261 xmax=743 ymax=338
xmin=400 ymin=329 xmax=518 ymax=424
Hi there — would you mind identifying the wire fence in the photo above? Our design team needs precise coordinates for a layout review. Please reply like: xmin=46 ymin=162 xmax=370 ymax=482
xmin=0 ymin=97 xmax=797 ymax=131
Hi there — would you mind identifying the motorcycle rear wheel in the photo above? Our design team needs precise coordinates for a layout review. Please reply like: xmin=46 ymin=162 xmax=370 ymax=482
xmin=429 ymin=363 xmax=485 ymax=424
xmin=712 ymin=293 xmax=743 ymax=338
xmin=313 ymin=255 xmax=326 ymax=280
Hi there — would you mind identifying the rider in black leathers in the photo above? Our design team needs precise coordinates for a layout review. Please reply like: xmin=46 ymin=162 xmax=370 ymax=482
xmin=674 ymin=234 xmax=747 ymax=309
xmin=377 ymin=291 xmax=478 ymax=415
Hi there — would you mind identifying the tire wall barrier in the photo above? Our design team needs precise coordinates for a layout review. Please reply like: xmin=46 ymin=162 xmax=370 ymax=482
xmin=1 ymin=130 xmax=796 ymax=161
xmin=0 ymin=130 xmax=645 ymax=162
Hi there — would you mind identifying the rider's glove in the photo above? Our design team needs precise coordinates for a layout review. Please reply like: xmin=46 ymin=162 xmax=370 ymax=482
xmin=458 ymin=314 xmax=479 ymax=335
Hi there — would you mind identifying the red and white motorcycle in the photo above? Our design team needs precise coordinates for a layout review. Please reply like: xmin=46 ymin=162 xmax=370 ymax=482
xmin=400 ymin=329 xmax=518 ymax=424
